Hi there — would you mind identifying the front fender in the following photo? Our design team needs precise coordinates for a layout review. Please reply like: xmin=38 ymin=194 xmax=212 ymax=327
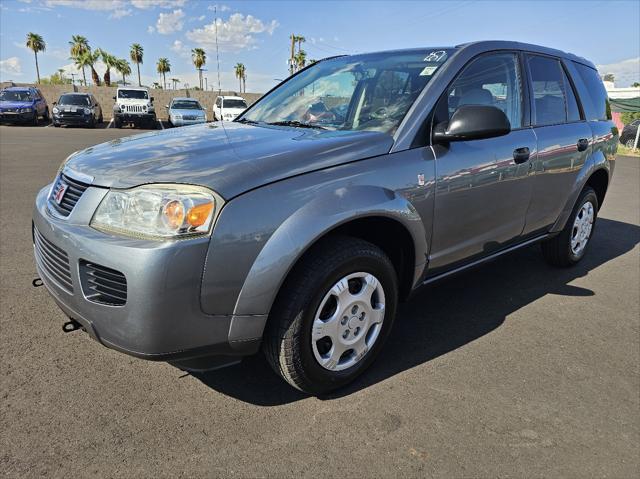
xmin=232 ymin=185 xmax=427 ymax=317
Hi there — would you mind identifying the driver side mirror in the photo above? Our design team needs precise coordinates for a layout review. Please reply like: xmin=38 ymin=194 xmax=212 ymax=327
xmin=433 ymin=105 xmax=511 ymax=143
xmin=165 ymin=105 xmax=169 ymax=109
xmin=150 ymin=96 xmax=155 ymax=102
xmin=53 ymin=102 xmax=57 ymax=106
xmin=112 ymin=96 xmax=116 ymax=100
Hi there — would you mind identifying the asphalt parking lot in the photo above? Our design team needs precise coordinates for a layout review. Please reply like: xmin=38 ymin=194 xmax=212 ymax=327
xmin=0 ymin=125 xmax=638 ymax=478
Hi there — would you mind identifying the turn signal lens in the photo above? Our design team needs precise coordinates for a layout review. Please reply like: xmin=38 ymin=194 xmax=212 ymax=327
xmin=187 ymin=202 xmax=214 ymax=227
xmin=163 ymin=200 xmax=185 ymax=229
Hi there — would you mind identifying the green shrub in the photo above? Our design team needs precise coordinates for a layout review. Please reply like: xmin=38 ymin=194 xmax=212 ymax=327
xmin=621 ymin=111 xmax=640 ymax=125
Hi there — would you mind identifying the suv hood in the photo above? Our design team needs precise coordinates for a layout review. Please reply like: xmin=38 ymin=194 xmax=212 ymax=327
xmin=63 ymin=122 xmax=394 ymax=199
xmin=0 ymin=100 xmax=34 ymax=109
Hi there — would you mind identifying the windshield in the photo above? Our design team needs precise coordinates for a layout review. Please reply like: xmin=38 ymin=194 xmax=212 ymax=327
xmin=118 ymin=90 xmax=149 ymax=100
xmin=0 ymin=91 xmax=33 ymax=102
xmin=171 ymin=100 xmax=202 ymax=110
xmin=241 ymin=49 xmax=453 ymax=133
xmin=59 ymin=95 xmax=90 ymax=106
xmin=223 ymin=99 xmax=247 ymax=109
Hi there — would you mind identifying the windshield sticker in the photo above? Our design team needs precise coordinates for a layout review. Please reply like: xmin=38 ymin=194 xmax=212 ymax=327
xmin=420 ymin=66 xmax=438 ymax=76
xmin=424 ymin=50 xmax=447 ymax=62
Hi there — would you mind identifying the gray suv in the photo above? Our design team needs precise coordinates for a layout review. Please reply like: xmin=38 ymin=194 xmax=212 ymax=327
xmin=32 ymin=41 xmax=617 ymax=394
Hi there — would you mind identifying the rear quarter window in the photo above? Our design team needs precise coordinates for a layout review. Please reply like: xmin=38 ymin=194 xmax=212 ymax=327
xmin=571 ymin=62 xmax=611 ymax=121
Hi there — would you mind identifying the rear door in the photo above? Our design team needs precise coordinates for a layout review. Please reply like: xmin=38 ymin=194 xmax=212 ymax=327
xmin=429 ymin=51 xmax=537 ymax=273
xmin=522 ymin=54 xmax=594 ymax=235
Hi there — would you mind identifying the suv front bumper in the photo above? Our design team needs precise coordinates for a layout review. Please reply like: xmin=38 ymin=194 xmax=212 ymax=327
xmin=32 ymin=184 xmax=263 ymax=361
xmin=114 ymin=112 xmax=156 ymax=123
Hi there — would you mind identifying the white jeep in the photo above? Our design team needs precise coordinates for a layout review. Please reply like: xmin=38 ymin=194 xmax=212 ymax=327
xmin=112 ymin=87 xmax=156 ymax=129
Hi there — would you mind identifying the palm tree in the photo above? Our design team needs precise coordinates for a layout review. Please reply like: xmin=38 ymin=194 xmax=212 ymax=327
xmin=191 ymin=48 xmax=206 ymax=89
xmin=26 ymin=33 xmax=46 ymax=83
xmin=234 ymin=63 xmax=246 ymax=93
xmin=115 ymin=59 xmax=131 ymax=85
xmin=156 ymin=58 xmax=171 ymax=90
xmin=73 ymin=51 xmax=93 ymax=86
xmin=294 ymin=50 xmax=307 ymax=72
xmin=97 ymin=49 xmax=117 ymax=87
xmin=295 ymin=35 xmax=306 ymax=53
xmin=130 ymin=43 xmax=144 ymax=86
xmin=152 ymin=82 xmax=161 ymax=89
xmin=86 ymin=50 xmax=101 ymax=86
xmin=69 ymin=35 xmax=90 ymax=86
xmin=171 ymin=78 xmax=180 ymax=90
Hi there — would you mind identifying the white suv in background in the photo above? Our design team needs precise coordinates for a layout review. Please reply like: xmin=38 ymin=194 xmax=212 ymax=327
xmin=113 ymin=86 xmax=156 ymax=129
xmin=213 ymin=96 xmax=248 ymax=121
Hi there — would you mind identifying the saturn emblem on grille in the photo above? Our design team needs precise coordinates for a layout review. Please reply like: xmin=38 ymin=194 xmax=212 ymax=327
xmin=52 ymin=182 xmax=68 ymax=205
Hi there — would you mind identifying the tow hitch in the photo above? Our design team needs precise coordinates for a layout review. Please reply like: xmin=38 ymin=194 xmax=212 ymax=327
xmin=62 ymin=319 xmax=84 ymax=333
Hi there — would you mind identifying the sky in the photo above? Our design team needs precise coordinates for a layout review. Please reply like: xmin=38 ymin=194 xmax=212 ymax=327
xmin=1 ymin=0 xmax=639 ymax=93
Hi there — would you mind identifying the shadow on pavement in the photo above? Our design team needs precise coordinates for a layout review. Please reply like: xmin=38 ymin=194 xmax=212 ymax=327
xmin=191 ymin=218 xmax=640 ymax=405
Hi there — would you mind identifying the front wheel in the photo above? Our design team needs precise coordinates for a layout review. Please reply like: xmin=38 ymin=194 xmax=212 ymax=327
xmin=541 ymin=187 xmax=598 ymax=267
xmin=263 ymin=236 xmax=398 ymax=395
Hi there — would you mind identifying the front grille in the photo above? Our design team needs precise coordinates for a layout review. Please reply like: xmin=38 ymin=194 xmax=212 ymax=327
xmin=3 ymin=108 xmax=17 ymax=113
xmin=48 ymin=173 xmax=90 ymax=217
xmin=123 ymin=105 xmax=144 ymax=113
xmin=183 ymin=115 xmax=197 ymax=120
xmin=80 ymin=261 xmax=127 ymax=306
xmin=59 ymin=111 xmax=84 ymax=117
xmin=33 ymin=226 xmax=73 ymax=293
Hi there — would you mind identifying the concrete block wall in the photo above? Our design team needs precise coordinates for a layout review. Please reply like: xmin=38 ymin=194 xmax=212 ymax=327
xmin=0 ymin=82 xmax=262 ymax=121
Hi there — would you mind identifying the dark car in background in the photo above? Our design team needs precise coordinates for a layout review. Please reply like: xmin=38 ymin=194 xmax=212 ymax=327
xmin=0 ymin=86 xmax=49 ymax=125
xmin=52 ymin=93 xmax=103 ymax=128
xmin=620 ymin=119 xmax=639 ymax=148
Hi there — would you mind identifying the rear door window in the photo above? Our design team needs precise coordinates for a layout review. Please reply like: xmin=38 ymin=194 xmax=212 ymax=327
xmin=571 ymin=62 xmax=611 ymax=121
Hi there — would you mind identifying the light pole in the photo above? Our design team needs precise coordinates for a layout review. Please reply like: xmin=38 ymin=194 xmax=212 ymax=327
xmin=205 ymin=77 xmax=208 ymax=91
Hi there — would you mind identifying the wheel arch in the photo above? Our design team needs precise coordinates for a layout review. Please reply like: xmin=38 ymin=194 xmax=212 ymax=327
xmin=585 ymin=167 xmax=609 ymax=210
xmin=231 ymin=187 xmax=428 ymax=321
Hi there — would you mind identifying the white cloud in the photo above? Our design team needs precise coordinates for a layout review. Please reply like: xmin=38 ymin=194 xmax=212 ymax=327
xmin=170 ymin=39 xmax=190 ymax=59
xmin=45 ymin=0 xmax=185 ymax=12
xmin=596 ymin=57 xmax=640 ymax=87
xmin=45 ymin=0 xmax=127 ymax=11
xmin=156 ymin=8 xmax=184 ymax=34
xmin=186 ymin=13 xmax=278 ymax=52
xmin=198 ymin=14 xmax=205 ymax=21
xmin=147 ymin=25 xmax=155 ymax=33
xmin=207 ymin=4 xmax=230 ymax=12
xmin=0 ymin=57 xmax=23 ymax=77
xmin=109 ymin=8 xmax=132 ymax=19
xmin=131 ymin=0 xmax=186 ymax=8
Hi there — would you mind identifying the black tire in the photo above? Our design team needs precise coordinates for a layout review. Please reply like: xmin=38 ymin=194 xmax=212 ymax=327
xmin=32 ymin=113 xmax=39 ymax=126
xmin=43 ymin=108 xmax=49 ymax=121
xmin=625 ymin=138 xmax=636 ymax=148
xmin=541 ymin=186 xmax=599 ymax=267
xmin=263 ymin=236 xmax=398 ymax=395
xmin=53 ymin=123 xmax=60 ymax=128
xmin=114 ymin=118 xmax=122 ymax=129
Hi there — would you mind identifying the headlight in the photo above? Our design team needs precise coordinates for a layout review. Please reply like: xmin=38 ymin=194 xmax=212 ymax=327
xmin=52 ymin=107 xmax=59 ymax=114
xmin=21 ymin=107 xmax=33 ymax=113
xmin=113 ymin=104 xmax=121 ymax=112
xmin=91 ymin=184 xmax=222 ymax=240
xmin=84 ymin=108 xmax=91 ymax=115
xmin=173 ymin=114 xmax=182 ymax=120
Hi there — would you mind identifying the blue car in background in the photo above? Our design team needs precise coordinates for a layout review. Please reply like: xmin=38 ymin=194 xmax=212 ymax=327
xmin=166 ymin=97 xmax=207 ymax=127
xmin=0 ymin=87 xmax=49 ymax=125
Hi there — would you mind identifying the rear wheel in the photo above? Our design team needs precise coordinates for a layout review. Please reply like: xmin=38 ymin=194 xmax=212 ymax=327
xmin=264 ymin=236 xmax=398 ymax=395
xmin=114 ymin=117 xmax=122 ymax=129
xmin=541 ymin=187 xmax=598 ymax=267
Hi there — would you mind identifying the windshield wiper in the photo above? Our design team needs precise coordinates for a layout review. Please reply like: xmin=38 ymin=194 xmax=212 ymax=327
xmin=266 ymin=120 xmax=327 ymax=130
xmin=235 ymin=118 xmax=261 ymax=125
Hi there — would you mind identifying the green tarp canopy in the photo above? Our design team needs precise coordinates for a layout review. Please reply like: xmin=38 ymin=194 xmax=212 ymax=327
xmin=610 ymin=97 xmax=640 ymax=112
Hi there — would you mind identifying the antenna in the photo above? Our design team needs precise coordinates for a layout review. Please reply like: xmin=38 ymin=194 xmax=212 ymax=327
xmin=214 ymin=5 xmax=222 ymax=94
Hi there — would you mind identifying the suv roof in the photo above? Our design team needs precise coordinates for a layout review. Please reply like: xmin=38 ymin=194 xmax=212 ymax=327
xmin=329 ymin=41 xmax=595 ymax=70
xmin=117 ymin=86 xmax=149 ymax=91
xmin=218 ymin=96 xmax=245 ymax=100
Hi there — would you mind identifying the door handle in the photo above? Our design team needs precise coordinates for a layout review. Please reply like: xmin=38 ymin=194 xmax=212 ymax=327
xmin=513 ymin=147 xmax=530 ymax=164
xmin=577 ymin=138 xmax=589 ymax=152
